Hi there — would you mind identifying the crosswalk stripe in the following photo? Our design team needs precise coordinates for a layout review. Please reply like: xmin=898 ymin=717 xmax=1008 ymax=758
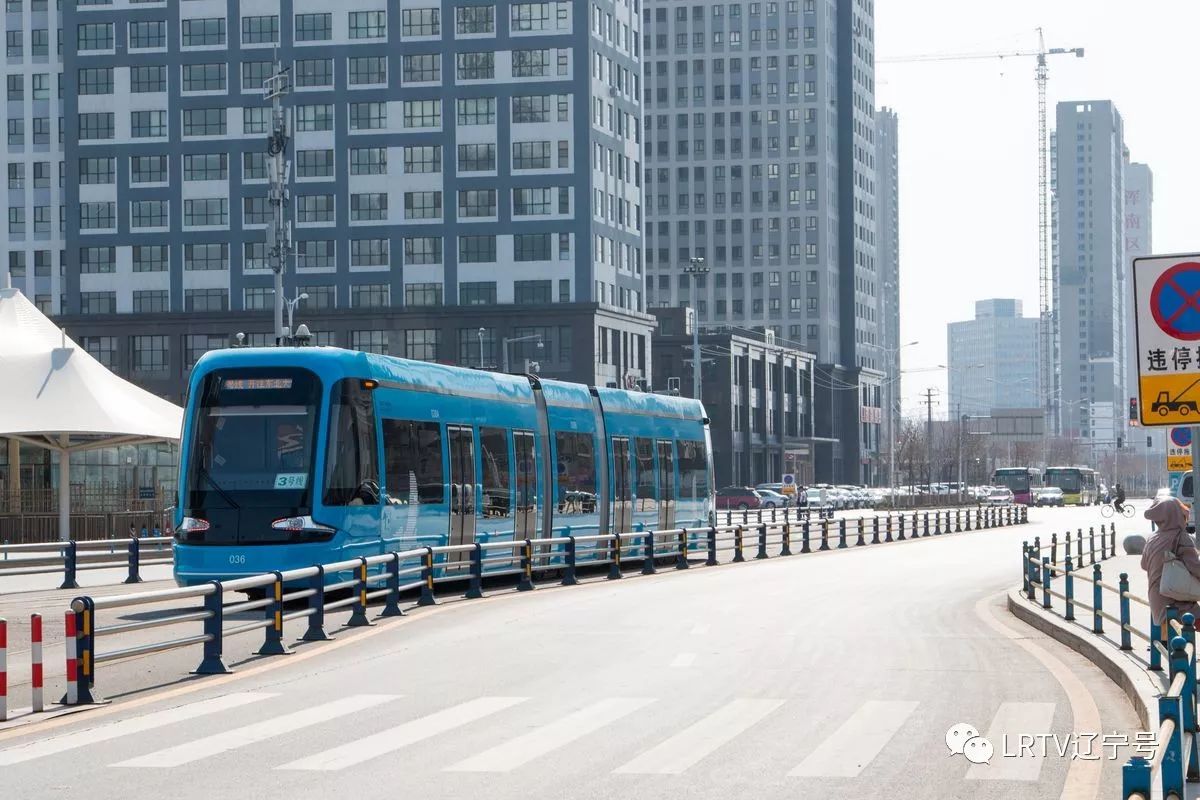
xmin=966 ymin=701 xmax=1056 ymax=782
xmin=788 ymin=700 xmax=919 ymax=778
xmin=277 ymin=696 xmax=528 ymax=772
xmin=614 ymin=698 xmax=784 ymax=775
xmin=112 ymin=694 xmax=396 ymax=768
xmin=447 ymin=698 xmax=654 ymax=773
xmin=0 ymin=693 xmax=275 ymax=767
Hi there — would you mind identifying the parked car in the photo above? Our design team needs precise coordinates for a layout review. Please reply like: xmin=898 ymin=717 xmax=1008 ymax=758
xmin=716 ymin=486 xmax=764 ymax=510
xmin=985 ymin=487 xmax=1014 ymax=506
xmin=756 ymin=488 xmax=791 ymax=509
xmin=1034 ymin=487 xmax=1065 ymax=507
xmin=756 ymin=482 xmax=799 ymax=501
xmin=805 ymin=488 xmax=834 ymax=516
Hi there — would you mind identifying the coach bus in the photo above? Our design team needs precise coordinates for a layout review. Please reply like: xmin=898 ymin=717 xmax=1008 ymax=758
xmin=1043 ymin=466 xmax=1098 ymax=506
xmin=173 ymin=347 xmax=714 ymax=586
xmin=991 ymin=467 xmax=1042 ymax=505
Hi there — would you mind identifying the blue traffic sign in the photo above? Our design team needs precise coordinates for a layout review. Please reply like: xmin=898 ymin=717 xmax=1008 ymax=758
xmin=1172 ymin=427 xmax=1193 ymax=448
xmin=1151 ymin=262 xmax=1200 ymax=341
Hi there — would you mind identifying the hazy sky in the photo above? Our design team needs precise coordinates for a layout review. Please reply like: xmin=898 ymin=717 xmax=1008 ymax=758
xmin=876 ymin=1 xmax=1199 ymax=418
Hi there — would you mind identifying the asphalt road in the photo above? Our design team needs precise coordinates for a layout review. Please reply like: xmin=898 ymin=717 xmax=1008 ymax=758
xmin=0 ymin=504 xmax=1145 ymax=800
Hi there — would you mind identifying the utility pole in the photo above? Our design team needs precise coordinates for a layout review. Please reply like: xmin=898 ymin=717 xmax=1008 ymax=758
xmin=683 ymin=258 xmax=709 ymax=400
xmin=922 ymin=388 xmax=938 ymax=489
xmin=264 ymin=61 xmax=293 ymax=347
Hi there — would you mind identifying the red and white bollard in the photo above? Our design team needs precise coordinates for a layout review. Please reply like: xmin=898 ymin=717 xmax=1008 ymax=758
xmin=30 ymin=614 xmax=43 ymax=713
xmin=64 ymin=611 xmax=78 ymax=706
xmin=0 ymin=618 xmax=7 ymax=722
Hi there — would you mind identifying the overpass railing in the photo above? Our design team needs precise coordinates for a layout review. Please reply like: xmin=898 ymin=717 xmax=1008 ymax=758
xmin=23 ymin=504 xmax=1027 ymax=712
xmin=1019 ymin=527 xmax=1198 ymax=800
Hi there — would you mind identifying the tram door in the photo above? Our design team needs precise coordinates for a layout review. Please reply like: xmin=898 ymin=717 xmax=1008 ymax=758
xmin=611 ymin=437 xmax=633 ymax=534
xmin=656 ymin=440 xmax=675 ymax=530
xmin=513 ymin=430 xmax=537 ymax=539
xmin=447 ymin=425 xmax=477 ymax=568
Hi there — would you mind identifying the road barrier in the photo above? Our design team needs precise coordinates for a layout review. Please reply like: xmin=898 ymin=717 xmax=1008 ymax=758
xmin=48 ymin=504 xmax=1026 ymax=708
xmin=1018 ymin=525 xmax=1199 ymax=799
xmin=0 ymin=536 xmax=173 ymax=588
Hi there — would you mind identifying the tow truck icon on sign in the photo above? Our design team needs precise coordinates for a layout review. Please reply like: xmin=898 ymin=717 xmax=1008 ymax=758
xmin=1153 ymin=377 xmax=1200 ymax=417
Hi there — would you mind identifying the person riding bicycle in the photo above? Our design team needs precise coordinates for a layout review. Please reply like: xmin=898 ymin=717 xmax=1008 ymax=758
xmin=1113 ymin=483 xmax=1127 ymax=514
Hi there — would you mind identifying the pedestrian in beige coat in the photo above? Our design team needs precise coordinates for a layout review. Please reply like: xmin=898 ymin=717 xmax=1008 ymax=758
xmin=1141 ymin=497 xmax=1200 ymax=628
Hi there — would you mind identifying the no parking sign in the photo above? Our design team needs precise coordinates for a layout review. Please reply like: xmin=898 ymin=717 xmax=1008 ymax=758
xmin=1134 ymin=254 xmax=1200 ymax=425
xmin=1168 ymin=427 xmax=1194 ymax=472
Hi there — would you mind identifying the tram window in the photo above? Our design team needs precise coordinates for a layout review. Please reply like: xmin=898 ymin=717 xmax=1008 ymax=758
xmin=555 ymin=431 xmax=596 ymax=514
xmin=635 ymin=437 xmax=657 ymax=502
xmin=480 ymin=427 xmax=511 ymax=518
xmin=382 ymin=419 xmax=444 ymax=504
xmin=677 ymin=439 xmax=707 ymax=499
xmin=323 ymin=380 xmax=380 ymax=506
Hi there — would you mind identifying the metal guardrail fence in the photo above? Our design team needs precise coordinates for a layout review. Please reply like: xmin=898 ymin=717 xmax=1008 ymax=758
xmin=1019 ymin=528 xmax=1198 ymax=800
xmin=0 ymin=537 xmax=173 ymax=588
xmin=47 ymin=504 xmax=1026 ymax=708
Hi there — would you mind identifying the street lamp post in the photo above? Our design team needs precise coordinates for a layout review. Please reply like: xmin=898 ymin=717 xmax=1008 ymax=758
xmin=502 ymin=334 xmax=543 ymax=374
xmin=683 ymin=257 xmax=709 ymax=400
xmin=282 ymin=290 xmax=308 ymax=342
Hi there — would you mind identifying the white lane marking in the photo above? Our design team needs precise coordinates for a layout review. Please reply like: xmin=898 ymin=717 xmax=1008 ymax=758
xmin=788 ymin=700 xmax=919 ymax=778
xmin=966 ymin=702 xmax=1056 ymax=781
xmin=691 ymin=624 xmax=710 ymax=635
xmin=447 ymin=698 xmax=655 ymax=773
xmin=0 ymin=693 xmax=275 ymax=766
xmin=670 ymin=652 xmax=697 ymax=668
xmin=614 ymin=698 xmax=784 ymax=774
xmin=112 ymin=694 xmax=395 ymax=768
xmin=975 ymin=595 xmax=1104 ymax=800
xmin=277 ymin=696 xmax=528 ymax=772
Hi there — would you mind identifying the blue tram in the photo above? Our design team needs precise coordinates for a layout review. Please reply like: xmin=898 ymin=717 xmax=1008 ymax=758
xmin=173 ymin=347 xmax=714 ymax=585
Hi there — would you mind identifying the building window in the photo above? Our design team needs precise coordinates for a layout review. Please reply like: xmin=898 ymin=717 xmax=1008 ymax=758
xmin=80 ymin=291 xmax=117 ymax=315
xmin=296 ymin=104 xmax=333 ymax=132
xmin=404 ymin=237 xmax=442 ymax=265
xmin=512 ymin=94 xmax=551 ymax=123
xmin=299 ymin=285 xmax=336 ymax=310
xmin=405 ymin=329 xmax=441 ymax=362
xmin=241 ymin=14 xmax=279 ymax=45
xmin=459 ymin=281 xmax=497 ymax=305
xmin=244 ymin=242 xmax=268 ymax=272
xmin=297 ymin=195 xmax=335 ymax=223
xmin=348 ymin=10 xmax=386 ymax=39
xmin=184 ymin=242 xmax=229 ymax=271
xmin=350 ymin=101 xmax=388 ymax=130
xmin=130 ymin=155 xmax=168 ymax=184
xmin=293 ymin=58 xmax=332 ymax=88
xmin=402 ymin=54 xmax=440 ymax=83
xmin=404 ymin=191 xmax=442 ymax=220
xmin=457 ymin=189 xmax=496 ymax=218
xmin=456 ymin=5 xmax=495 ymax=34
xmin=401 ymin=100 xmax=439 ymax=128
xmin=405 ymin=282 xmax=442 ymax=307
xmin=514 ymin=280 xmax=551 ymax=304
xmin=457 ymin=52 xmax=495 ymax=80
xmin=243 ymin=151 xmax=267 ymax=180
xmin=297 ymin=240 xmax=335 ymax=269
xmin=512 ymin=49 xmax=549 ymax=77
xmin=456 ymin=97 xmax=496 ymax=125
xmin=458 ymin=235 xmax=496 ymax=263
xmin=296 ymin=149 xmax=334 ymax=178
xmin=77 ymin=67 xmax=113 ymax=95
xmin=401 ymin=8 xmax=439 ymax=36
xmin=133 ymin=290 xmax=169 ymax=314
xmin=79 ymin=157 xmax=114 ymax=185
xmin=351 ymin=330 xmax=387 ymax=355
xmin=514 ymin=233 xmax=551 ymax=261
xmin=78 ymin=112 xmax=114 ymax=140
xmin=131 ymin=200 xmax=168 ymax=229
xmin=133 ymin=245 xmax=168 ymax=272
xmin=131 ymin=110 xmax=167 ymax=138
xmin=243 ymin=196 xmax=271 ymax=225
xmin=181 ymin=62 xmax=225 ymax=92
xmin=181 ymin=17 xmax=226 ymax=47
xmin=77 ymin=22 xmax=114 ymax=51
xmin=79 ymin=202 xmax=115 ymax=230
xmin=511 ymin=2 xmax=551 ymax=31
xmin=348 ymin=56 xmax=387 ymax=85
xmin=182 ymin=108 xmax=226 ymax=137
xmin=512 ymin=140 xmax=551 ymax=170
xmin=243 ymin=287 xmax=274 ymax=310
xmin=79 ymin=247 xmax=116 ymax=274
xmin=351 ymin=283 xmax=390 ymax=308
xmin=403 ymin=145 xmax=441 ymax=174
xmin=513 ymin=187 xmax=552 ymax=215
xmin=457 ymin=143 xmax=496 ymax=172
xmin=294 ymin=13 xmax=332 ymax=42
xmin=183 ymin=153 xmax=227 ymax=181
xmin=244 ymin=107 xmax=270 ymax=135
xmin=184 ymin=288 xmax=229 ymax=312
xmin=184 ymin=198 xmax=229 ymax=227
xmin=349 ymin=147 xmax=387 ymax=175
xmin=350 ymin=238 xmax=389 ymax=267
xmin=185 ymin=334 xmax=227 ymax=370
xmin=130 ymin=65 xmax=166 ymax=93
xmin=129 ymin=20 xmax=167 ymax=50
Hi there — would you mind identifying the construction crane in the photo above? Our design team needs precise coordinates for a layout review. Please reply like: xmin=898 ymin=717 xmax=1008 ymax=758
xmin=878 ymin=29 xmax=1084 ymax=436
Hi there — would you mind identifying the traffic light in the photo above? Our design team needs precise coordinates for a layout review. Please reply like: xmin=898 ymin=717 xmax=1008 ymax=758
xmin=1130 ymin=397 xmax=1139 ymax=422
xmin=1117 ymin=435 xmax=1124 ymax=449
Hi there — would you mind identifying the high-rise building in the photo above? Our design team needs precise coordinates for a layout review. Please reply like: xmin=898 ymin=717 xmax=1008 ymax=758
xmin=947 ymin=299 xmax=1041 ymax=417
xmin=2 ymin=0 xmax=657 ymax=399
xmin=1053 ymin=100 xmax=1127 ymax=448
xmin=875 ymin=106 xmax=900 ymax=478
xmin=1122 ymin=156 xmax=1153 ymax=407
xmin=641 ymin=0 xmax=882 ymax=484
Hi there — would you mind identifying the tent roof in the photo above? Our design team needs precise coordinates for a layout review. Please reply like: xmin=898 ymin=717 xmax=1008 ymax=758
xmin=0 ymin=288 xmax=183 ymax=449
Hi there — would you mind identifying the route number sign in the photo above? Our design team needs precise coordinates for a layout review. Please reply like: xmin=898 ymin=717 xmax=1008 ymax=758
xmin=1133 ymin=254 xmax=1200 ymax=426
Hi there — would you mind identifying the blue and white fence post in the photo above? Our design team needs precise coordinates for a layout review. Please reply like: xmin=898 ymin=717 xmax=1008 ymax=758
xmin=194 ymin=581 xmax=230 ymax=675
xmin=347 ymin=558 xmax=372 ymax=627
xmin=1092 ymin=563 xmax=1103 ymax=634
xmin=607 ymin=533 xmax=623 ymax=581
xmin=517 ymin=540 xmax=535 ymax=591
xmin=756 ymin=524 xmax=769 ymax=559
xmin=1041 ymin=557 xmax=1052 ymax=610
xmin=466 ymin=543 xmax=485 ymax=599
xmin=645 ymin=530 xmax=659 ymax=574
xmin=855 ymin=518 xmax=866 ymax=547
xmin=257 ymin=571 xmax=291 ymax=655
xmin=704 ymin=527 xmax=717 ymax=567
xmin=781 ymin=522 xmax=793 ymax=556
xmin=733 ymin=526 xmax=745 ymax=563
xmin=1122 ymin=756 xmax=1152 ymax=800
xmin=303 ymin=565 xmax=330 ymax=640
xmin=1063 ymin=556 xmax=1075 ymax=621
xmin=1022 ymin=542 xmax=1032 ymax=599
xmin=872 ymin=516 xmax=880 ymax=544
xmin=837 ymin=518 xmax=847 ymax=549
xmin=676 ymin=529 xmax=690 ymax=570
xmin=561 ymin=536 xmax=579 ymax=586
xmin=124 ymin=537 xmax=142 ymax=584
xmin=381 ymin=552 xmax=404 ymax=616
xmin=1161 ymin=637 xmax=1190 ymax=798
xmin=1150 ymin=620 xmax=1164 ymax=671
xmin=1182 ymin=613 xmax=1199 ymax=782
xmin=1119 ymin=572 xmax=1132 ymax=651
xmin=59 ymin=540 xmax=79 ymax=590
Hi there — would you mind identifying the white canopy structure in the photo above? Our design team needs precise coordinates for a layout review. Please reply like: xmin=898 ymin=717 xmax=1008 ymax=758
xmin=0 ymin=288 xmax=183 ymax=539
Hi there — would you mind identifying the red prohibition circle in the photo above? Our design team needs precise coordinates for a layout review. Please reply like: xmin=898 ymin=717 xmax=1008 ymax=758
xmin=1172 ymin=427 xmax=1193 ymax=448
xmin=1150 ymin=261 xmax=1200 ymax=341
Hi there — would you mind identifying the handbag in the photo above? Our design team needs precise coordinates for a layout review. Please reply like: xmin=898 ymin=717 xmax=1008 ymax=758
xmin=1160 ymin=548 xmax=1200 ymax=603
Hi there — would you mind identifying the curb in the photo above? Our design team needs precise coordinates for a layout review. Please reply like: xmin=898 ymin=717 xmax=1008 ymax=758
xmin=1006 ymin=586 xmax=1162 ymax=731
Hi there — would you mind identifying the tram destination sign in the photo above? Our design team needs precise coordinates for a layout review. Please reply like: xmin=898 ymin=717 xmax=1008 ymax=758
xmin=1133 ymin=253 xmax=1200 ymax=426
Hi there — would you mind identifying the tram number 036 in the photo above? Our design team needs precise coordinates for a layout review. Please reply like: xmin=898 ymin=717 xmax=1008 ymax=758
xmin=229 ymin=554 xmax=246 ymax=565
